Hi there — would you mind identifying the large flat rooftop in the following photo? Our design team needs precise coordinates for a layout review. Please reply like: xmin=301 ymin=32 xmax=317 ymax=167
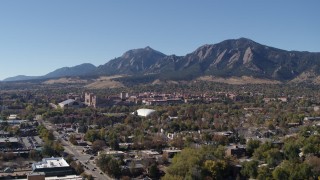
xmin=0 ymin=137 xmax=19 ymax=143
xmin=33 ymin=157 xmax=69 ymax=169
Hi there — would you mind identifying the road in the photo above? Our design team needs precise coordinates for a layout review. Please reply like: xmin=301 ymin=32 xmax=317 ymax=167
xmin=43 ymin=122 xmax=112 ymax=180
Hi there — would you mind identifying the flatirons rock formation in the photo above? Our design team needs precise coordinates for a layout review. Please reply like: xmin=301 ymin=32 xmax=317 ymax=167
xmin=4 ymin=38 xmax=320 ymax=83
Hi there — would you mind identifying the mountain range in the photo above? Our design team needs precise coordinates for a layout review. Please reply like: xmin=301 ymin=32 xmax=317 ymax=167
xmin=4 ymin=63 xmax=96 ymax=82
xmin=4 ymin=38 xmax=320 ymax=83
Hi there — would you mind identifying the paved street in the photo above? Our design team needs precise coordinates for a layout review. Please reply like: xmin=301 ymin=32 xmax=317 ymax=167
xmin=43 ymin=122 xmax=112 ymax=180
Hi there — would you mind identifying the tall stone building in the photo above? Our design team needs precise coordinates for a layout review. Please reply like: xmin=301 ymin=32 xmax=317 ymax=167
xmin=84 ymin=92 xmax=97 ymax=108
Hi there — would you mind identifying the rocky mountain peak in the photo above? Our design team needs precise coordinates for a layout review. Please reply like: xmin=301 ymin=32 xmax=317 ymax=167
xmin=4 ymin=38 xmax=320 ymax=83
xmin=121 ymin=46 xmax=165 ymax=59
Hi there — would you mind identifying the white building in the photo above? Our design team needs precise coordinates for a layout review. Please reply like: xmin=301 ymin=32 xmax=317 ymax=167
xmin=8 ymin=114 xmax=18 ymax=120
xmin=58 ymin=99 xmax=83 ymax=109
xmin=133 ymin=108 xmax=156 ymax=117
xmin=32 ymin=157 xmax=74 ymax=176
xmin=27 ymin=172 xmax=83 ymax=180
xmin=98 ymin=150 xmax=126 ymax=158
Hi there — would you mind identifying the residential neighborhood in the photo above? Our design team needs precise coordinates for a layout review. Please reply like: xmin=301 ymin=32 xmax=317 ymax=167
xmin=0 ymin=82 xmax=319 ymax=179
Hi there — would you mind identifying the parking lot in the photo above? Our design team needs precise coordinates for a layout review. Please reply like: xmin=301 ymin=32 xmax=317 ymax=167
xmin=21 ymin=136 xmax=43 ymax=149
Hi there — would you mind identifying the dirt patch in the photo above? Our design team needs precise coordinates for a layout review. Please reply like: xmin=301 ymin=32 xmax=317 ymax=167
xmin=43 ymin=77 xmax=88 ymax=84
xmin=151 ymin=79 xmax=179 ymax=85
xmin=85 ymin=76 xmax=125 ymax=89
xmin=197 ymin=76 xmax=281 ymax=85
xmin=290 ymin=71 xmax=320 ymax=84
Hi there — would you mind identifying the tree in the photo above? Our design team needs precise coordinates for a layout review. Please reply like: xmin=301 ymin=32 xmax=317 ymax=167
xmin=170 ymin=136 xmax=184 ymax=149
xmin=283 ymin=140 xmax=300 ymax=160
xmin=272 ymin=160 xmax=313 ymax=180
xmin=253 ymin=141 xmax=273 ymax=160
xmin=47 ymin=131 xmax=55 ymax=141
xmin=212 ymin=134 xmax=228 ymax=145
xmin=3 ymin=152 xmax=15 ymax=161
xmin=53 ymin=141 xmax=64 ymax=155
xmin=92 ymin=140 xmax=106 ymax=153
xmin=70 ymin=161 xmax=84 ymax=174
xmin=301 ymin=135 xmax=320 ymax=155
xmin=69 ymin=134 xmax=78 ymax=145
xmin=84 ymin=129 xmax=99 ymax=142
xmin=246 ymin=139 xmax=260 ymax=157
xmin=81 ymin=173 xmax=94 ymax=180
xmin=162 ymin=174 xmax=183 ymax=180
xmin=165 ymin=148 xmax=202 ymax=178
xmin=293 ymin=163 xmax=312 ymax=180
xmin=257 ymin=165 xmax=272 ymax=180
xmin=305 ymin=156 xmax=320 ymax=178
xmin=29 ymin=150 xmax=41 ymax=161
xmin=265 ymin=148 xmax=283 ymax=167
xmin=99 ymin=128 xmax=106 ymax=140
xmin=214 ymin=145 xmax=226 ymax=159
xmin=96 ymin=154 xmax=121 ymax=178
xmin=42 ymin=143 xmax=55 ymax=157
xmin=163 ymin=147 xmax=216 ymax=179
xmin=204 ymin=160 xmax=228 ymax=179
xmin=107 ymin=158 xmax=121 ymax=178
xmin=272 ymin=166 xmax=289 ymax=180
xmin=107 ymin=130 xmax=120 ymax=150
xmin=65 ymin=154 xmax=74 ymax=164
xmin=97 ymin=154 xmax=111 ymax=173
xmin=241 ymin=160 xmax=259 ymax=179
xmin=148 ymin=163 xmax=159 ymax=178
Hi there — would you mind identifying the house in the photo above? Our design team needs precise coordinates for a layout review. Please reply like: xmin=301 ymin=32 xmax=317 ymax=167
xmin=278 ymin=97 xmax=288 ymax=102
xmin=226 ymin=145 xmax=246 ymax=158
xmin=3 ymin=167 xmax=14 ymax=173
xmin=304 ymin=116 xmax=320 ymax=121
xmin=287 ymin=122 xmax=301 ymax=127
xmin=162 ymin=149 xmax=181 ymax=158
xmin=215 ymin=131 xmax=234 ymax=137
xmin=141 ymin=150 xmax=160 ymax=158
xmin=64 ymin=128 xmax=74 ymax=133
xmin=119 ymin=143 xmax=134 ymax=149
xmin=76 ymin=141 xmax=87 ymax=146
xmin=8 ymin=114 xmax=19 ymax=120
xmin=122 ymin=158 xmax=145 ymax=176
xmin=98 ymin=150 xmax=126 ymax=158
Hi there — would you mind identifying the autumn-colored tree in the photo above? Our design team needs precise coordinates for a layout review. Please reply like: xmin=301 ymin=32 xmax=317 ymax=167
xmin=70 ymin=161 xmax=84 ymax=174
xmin=69 ymin=134 xmax=78 ymax=145
xmin=92 ymin=140 xmax=106 ymax=153
xmin=204 ymin=159 xmax=228 ymax=179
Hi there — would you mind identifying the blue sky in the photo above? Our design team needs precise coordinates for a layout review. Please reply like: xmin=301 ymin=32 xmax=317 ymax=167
xmin=0 ymin=1 xmax=319 ymax=80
